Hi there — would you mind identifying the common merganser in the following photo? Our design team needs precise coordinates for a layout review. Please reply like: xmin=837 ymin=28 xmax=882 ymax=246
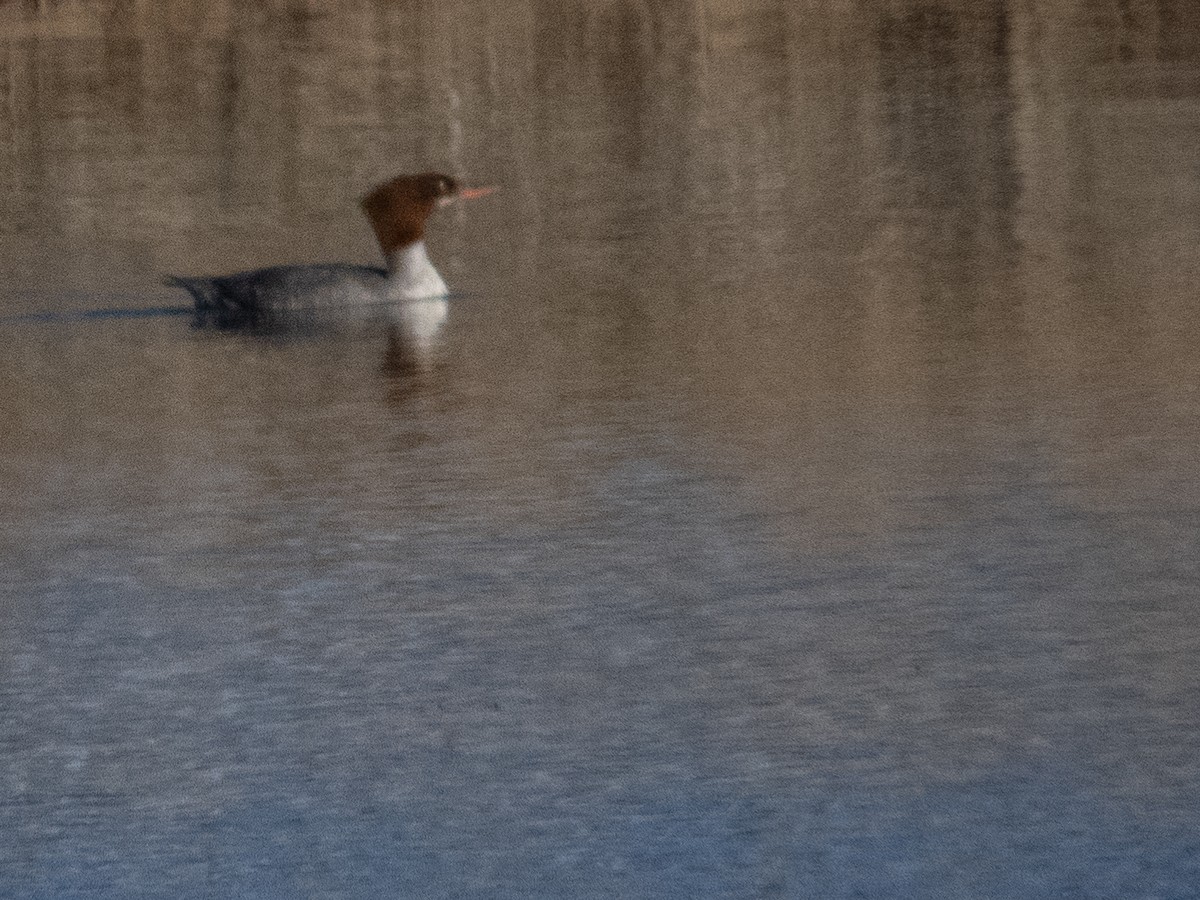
xmin=168 ymin=172 xmax=493 ymax=333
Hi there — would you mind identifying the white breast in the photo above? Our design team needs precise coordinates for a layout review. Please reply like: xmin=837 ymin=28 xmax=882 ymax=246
xmin=386 ymin=242 xmax=449 ymax=300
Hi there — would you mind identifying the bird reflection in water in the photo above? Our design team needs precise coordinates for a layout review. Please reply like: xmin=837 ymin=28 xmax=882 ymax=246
xmin=379 ymin=300 xmax=449 ymax=405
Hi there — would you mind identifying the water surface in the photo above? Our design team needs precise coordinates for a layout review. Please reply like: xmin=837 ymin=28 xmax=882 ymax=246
xmin=3 ymin=2 xmax=1200 ymax=897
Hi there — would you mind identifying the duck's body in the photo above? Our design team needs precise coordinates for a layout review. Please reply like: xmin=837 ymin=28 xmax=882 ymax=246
xmin=169 ymin=173 xmax=489 ymax=333
xmin=173 ymin=262 xmax=387 ymax=329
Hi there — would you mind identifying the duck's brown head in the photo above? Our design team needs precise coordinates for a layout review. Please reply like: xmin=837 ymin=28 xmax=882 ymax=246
xmin=360 ymin=172 xmax=493 ymax=258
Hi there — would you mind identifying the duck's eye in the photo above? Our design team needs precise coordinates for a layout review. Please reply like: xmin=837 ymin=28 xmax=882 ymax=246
xmin=438 ymin=178 xmax=448 ymax=193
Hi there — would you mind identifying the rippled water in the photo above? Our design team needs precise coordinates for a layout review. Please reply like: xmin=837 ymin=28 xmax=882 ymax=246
xmin=3 ymin=2 xmax=1200 ymax=897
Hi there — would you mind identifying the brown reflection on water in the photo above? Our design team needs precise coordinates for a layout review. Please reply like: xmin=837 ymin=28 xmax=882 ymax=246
xmin=0 ymin=0 xmax=1197 ymax=530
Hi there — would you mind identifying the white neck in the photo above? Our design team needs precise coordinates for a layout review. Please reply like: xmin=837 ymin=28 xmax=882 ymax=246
xmin=385 ymin=241 xmax=449 ymax=299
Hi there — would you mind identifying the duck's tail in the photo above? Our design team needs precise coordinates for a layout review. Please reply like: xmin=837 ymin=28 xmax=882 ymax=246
xmin=166 ymin=275 xmax=230 ymax=327
xmin=166 ymin=275 xmax=267 ymax=330
xmin=164 ymin=275 xmax=211 ymax=303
